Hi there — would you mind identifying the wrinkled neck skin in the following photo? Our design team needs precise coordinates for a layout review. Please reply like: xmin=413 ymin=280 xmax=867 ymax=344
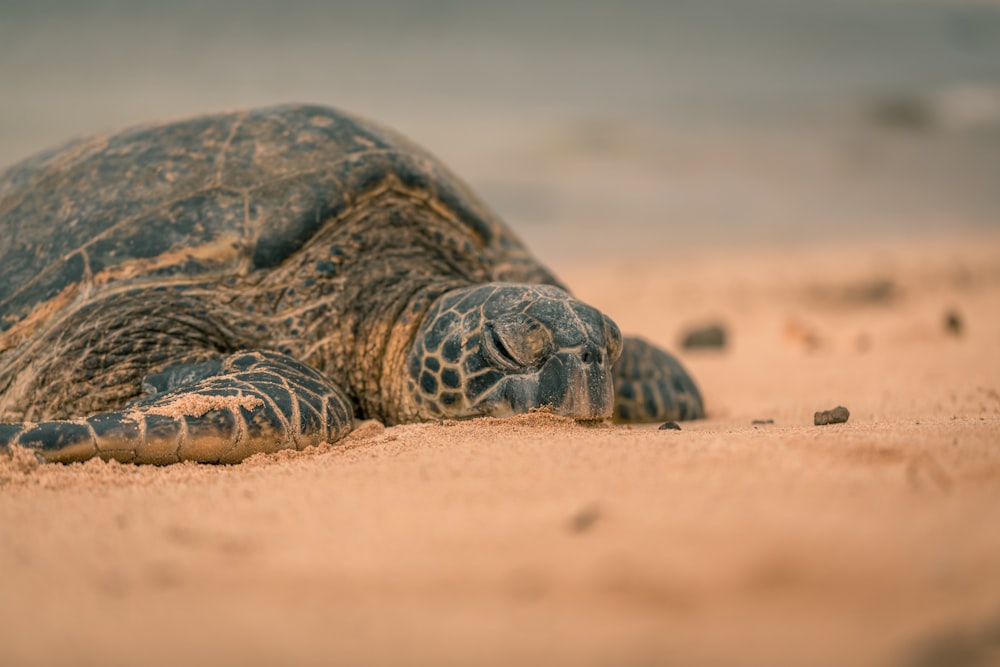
xmin=366 ymin=280 xmax=468 ymax=424
xmin=242 ymin=193 xmax=493 ymax=422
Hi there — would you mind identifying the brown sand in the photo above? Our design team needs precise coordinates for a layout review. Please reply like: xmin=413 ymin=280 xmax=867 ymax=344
xmin=2 ymin=234 xmax=999 ymax=667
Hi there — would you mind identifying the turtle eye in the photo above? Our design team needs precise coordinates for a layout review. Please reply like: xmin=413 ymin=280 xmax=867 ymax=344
xmin=483 ymin=315 xmax=553 ymax=370
xmin=484 ymin=321 xmax=520 ymax=370
xmin=603 ymin=315 xmax=623 ymax=365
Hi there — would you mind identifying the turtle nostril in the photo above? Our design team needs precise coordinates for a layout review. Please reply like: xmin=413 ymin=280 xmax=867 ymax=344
xmin=581 ymin=350 xmax=600 ymax=365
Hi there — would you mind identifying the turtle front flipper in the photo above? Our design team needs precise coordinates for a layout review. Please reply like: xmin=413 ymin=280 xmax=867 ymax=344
xmin=0 ymin=350 xmax=354 ymax=464
xmin=612 ymin=336 xmax=704 ymax=423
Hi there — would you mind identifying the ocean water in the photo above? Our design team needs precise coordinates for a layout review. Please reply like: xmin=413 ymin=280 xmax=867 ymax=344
xmin=2 ymin=0 xmax=998 ymax=257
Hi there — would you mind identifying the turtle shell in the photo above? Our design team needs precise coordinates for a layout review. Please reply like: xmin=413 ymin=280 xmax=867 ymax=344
xmin=0 ymin=104 xmax=544 ymax=336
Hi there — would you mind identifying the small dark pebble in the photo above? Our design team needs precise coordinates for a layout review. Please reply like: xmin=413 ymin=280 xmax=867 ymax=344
xmin=814 ymin=406 xmax=850 ymax=426
xmin=568 ymin=503 xmax=602 ymax=533
xmin=944 ymin=310 xmax=963 ymax=336
xmin=681 ymin=324 xmax=727 ymax=350
xmin=870 ymin=95 xmax=935 ymax=131
xmin=659 ymin=421 xmax=682 ymax=430
xmin=844 ymin=278 xmax=897 ymax=304
xmin=752 ymin=419 xmax=774 ymax=425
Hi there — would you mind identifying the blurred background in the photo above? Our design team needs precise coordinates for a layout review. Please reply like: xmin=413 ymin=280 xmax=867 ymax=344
xmin=2 ymin=0 xmax=999 ymax=263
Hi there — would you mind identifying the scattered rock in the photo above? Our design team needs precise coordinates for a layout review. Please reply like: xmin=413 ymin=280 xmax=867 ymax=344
xmin=807 ymin=278 xmax=899 ymax=307
xmin=846 ymin=278 xmax=897 ymax=304
xmin=870 ymin=84 xmax=1000 ymax=134
xmin=752 ymin=419 xmax=774 ymax=425
xmin=899 ymin=607 xmax=1000 ymax=667
xmin=784 ymin=317 xmax=823 ymax=351
xmin=869 ymin=94 xmax=935 ymax=131
xmin=944 ymin=310 xmax=963 ymax=336
xmin=658 ymin=421 xmax=682 ymax=431
xmin=680 ymin=323 xmax=727 ymax=350
xmin=814 ymin=406 xmax=850 ymax=426
xmin=568 ymin=503 xmax=602 ymax=533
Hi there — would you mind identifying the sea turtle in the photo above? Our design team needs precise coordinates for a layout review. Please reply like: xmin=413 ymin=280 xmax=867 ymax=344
xmin=0 ymin=104 xmax=703 ymax=464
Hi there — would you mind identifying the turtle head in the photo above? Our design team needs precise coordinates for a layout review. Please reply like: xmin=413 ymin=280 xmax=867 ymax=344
xmin=407 ymin=284 xmax=623 ymax=421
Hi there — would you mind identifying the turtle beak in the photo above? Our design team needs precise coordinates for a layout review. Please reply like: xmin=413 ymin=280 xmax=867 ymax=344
xmin=485 ymin=347 xmax=615 ymax=420
xmin=536 ymin=348 xmax=614 ymax=420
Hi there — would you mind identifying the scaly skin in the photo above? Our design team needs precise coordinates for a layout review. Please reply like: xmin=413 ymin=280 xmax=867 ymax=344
xmin=0 ymin=104 xmax=703 ymax=464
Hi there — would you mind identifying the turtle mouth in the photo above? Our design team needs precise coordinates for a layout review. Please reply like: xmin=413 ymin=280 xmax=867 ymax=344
xmin=477 ymin=351 xmax=614 ymax=420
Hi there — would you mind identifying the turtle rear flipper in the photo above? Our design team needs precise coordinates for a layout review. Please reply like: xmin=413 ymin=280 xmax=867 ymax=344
xmin=612 ymin=337 xmax=704 ymax=423
xmin=0 ymin=350 xmax=354 ymax=464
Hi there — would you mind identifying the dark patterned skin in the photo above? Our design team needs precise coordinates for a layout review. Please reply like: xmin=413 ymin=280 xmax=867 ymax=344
xmin=407 ymin=284 xmax=623 ymax=420
xmin=0 ymin=104 xmax=703 ymax=464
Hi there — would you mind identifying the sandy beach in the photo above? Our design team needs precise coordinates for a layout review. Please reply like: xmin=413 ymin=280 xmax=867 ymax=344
xmin=2 ymin=233 xmax=999 ymax=667
xmin=2 ymin=3 xmax=1000 ymax=665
